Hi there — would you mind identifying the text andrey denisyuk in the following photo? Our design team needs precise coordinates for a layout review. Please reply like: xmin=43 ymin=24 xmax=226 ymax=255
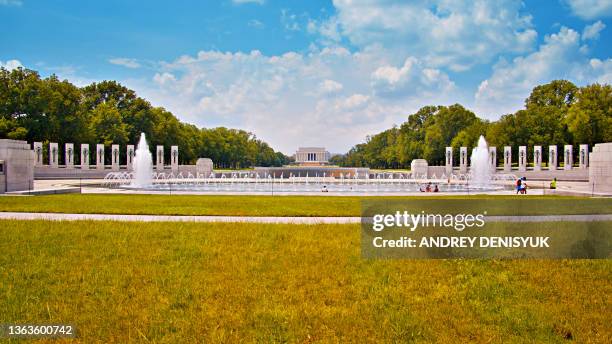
xmin=370 ymin=211 xmax=550 ymax=248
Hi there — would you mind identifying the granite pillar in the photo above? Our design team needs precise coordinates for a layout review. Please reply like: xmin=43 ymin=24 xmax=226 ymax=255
xmin=533 ymin=145 xmax=542 ymax=171
xmin=33 ymin=142 xmax=43 ymax=166
xmin=579 ymin=144 xmax=588 ymax=169
xmin=49 ymin=142 xmax=58 ymax=167
xmin=171 ymin=145 xmax=179 ymax=172
xmin=126 ymin=145 xmax=134 ymax=170
xmin=549 ymin=145 xmax=557 ymax=170
xmin=65 ymin=143 xmax=74 ymax=167
xmin=156 ymin=145 xmax=164 ymax=171
xmin=504 ymin=146 xmax=511 ymax=172
xmin=445 ymin=147 xmax=453 ymax=176
xmin=564 ymin=145 xmax=573 ymax=170
xmin=518 ymin=146 xmax=527 ymax=172
xmin=96 ymin=144 xmax=105 ymax=170
xmin=81 ymin=144 xmax=90 ymax=169
xmin=111 ymin=144 xmax=120 ymax=171
xmin=459 ymin=147 xmax=468 ymax=173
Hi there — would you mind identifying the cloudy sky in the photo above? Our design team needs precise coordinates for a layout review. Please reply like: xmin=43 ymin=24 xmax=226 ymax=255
xmin=1 ymin=0 xmax=611 ymax=153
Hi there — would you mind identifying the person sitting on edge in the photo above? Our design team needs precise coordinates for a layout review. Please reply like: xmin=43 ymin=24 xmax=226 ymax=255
xmin=550 ymin=177 xmax=557 ymax=189
xmin=520 ymin=177 xmax=528 ymax=194
xmin=433 ymin=185 xmax=439 ymax=192
xmin=426 ymin=182 xmax=432 ymax=192
xmin=321 ymin=185 xmax=329 ymax=192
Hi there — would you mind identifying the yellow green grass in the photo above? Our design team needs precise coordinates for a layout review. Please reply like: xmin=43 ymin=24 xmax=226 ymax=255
xmin=0 ymin=194 xmax=611 ymax=216
xmin=1 ymin=220 xmax=610 ymax=342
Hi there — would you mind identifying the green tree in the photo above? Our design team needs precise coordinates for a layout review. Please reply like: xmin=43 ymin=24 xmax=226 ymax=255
xmin=566 ymin=83 xmax=612 ymax=147
xmin=89 ymin=101 xmax=129 ymax=146
xmin=451 ymin=119 xmax=489 ymax=148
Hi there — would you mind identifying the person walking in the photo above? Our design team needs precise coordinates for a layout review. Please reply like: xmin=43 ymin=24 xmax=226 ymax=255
xmin=520 ymin=177 xmax=528 ymax=194
xmin=550 ymin=178 xmax=557 ymax=189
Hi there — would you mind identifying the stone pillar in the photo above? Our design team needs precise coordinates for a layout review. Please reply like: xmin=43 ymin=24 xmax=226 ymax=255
xmin=459 ymin=147 xmax=468 ymax=173
xmin=504 ymin=146 xmax=511 ymax=172
xmin=589 ymin=142 xmax=612 ymax=193
xmin=81 ymin=144 xmax=90 ymax=169
xmin=156 ymin=145 xmax=164 ymax=171
xmin=49 ymin=142 xmax=58 ymax=167
xmin=533 ymin=146 xmax=542 ymax=171
xmin=33 ymin=142 xmax=43 ymax=166
xmin=489 ymin=146 xmax=496 ymax=172
xmin=111 ymin=144 xmax=120 ymax=171
xmin=579 ymin=144 xmax=588 ymax=169
xmin=564 ymin=145 xmax=573 ymax=170
xmin=445 ymin=147 xmax=453 ymax=175
xmin=518 ymin=146 xmax=527 ymax=172
xmin=126 ymin=145 xmax=135 ymax=170
xmin=96 ymin=144 xmax=105 ymax=170
xmin=171 ymin=145 xmax=179 ymax=172
xmin=65 ymin=143 xmax=74 ymax=167
xmin=549 ymin=145 xmax=557 ymax=170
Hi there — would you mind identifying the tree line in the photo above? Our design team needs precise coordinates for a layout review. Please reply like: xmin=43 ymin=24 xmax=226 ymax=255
xmin=330 ymin=80 xmax=611 ymax=168
xmin=0 ymin=67 xmax=290 ymax=168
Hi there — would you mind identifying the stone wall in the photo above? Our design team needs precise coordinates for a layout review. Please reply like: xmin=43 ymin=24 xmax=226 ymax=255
xmin=254 ymin=166 xmax=370 ymax=178
xmin=589 ymin=142 xmax=612 ymax=193
xmin=0 ymin=139 xmax=35 ymax=193
xmin=511 ymin=168 xmax=588 ymax=181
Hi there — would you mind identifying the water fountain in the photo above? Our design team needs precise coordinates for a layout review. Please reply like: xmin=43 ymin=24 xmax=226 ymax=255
xmin=470 ymin=135 xmax=492 ymax=189
xmin=130 ymin=133 xmax=153 ymax=187
xmin=102 ymin=133 xmax=516 ymax=193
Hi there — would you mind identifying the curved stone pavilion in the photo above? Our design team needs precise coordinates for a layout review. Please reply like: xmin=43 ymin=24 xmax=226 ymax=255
xmin=1 ymin=138 xmax=611 ymax=195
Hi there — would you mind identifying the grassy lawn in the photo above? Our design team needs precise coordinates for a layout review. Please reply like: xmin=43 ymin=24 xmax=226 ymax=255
xmin=0 ymin=220 xmax=610 ymax=342
xmin=0 ymin=194 xmax=611 ymax=216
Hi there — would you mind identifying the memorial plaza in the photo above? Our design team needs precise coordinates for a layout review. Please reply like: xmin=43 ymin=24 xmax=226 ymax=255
xmin=1 ymin=138 xmax=611 ymax=196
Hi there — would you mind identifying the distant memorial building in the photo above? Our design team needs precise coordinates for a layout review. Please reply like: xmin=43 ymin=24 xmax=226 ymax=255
xmin=295 ymin=147 xmax=330 ymax=166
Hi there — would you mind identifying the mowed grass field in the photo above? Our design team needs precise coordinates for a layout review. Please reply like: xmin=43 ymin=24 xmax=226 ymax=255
xmin=0 ymin=194 xmax=611 ymax=216
xmin=1 ymin=220 xmax=610 ymax=343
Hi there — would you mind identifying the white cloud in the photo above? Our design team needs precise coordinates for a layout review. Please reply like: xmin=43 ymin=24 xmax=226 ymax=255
xmin=281 ymin=9 xmax=301 ymax=31
xmin=0 ymin=59 xmax=23 ymax=70
xmin=153 ymin=72 xmax=176 ymax=85
xmin=109 ymin=58 xmax=141 ymax=69
xmin=0 ymin=0 xmax=22 ymax=6
xmin=307 ymin=16 xmax=342 ymax=44
xmin=337 ymin=93 xmax=369 ymax=110
xmin=130 ymin=47 xmax=457 ymax=153
xmin=582 ymin=20 xmax=606 ymax=40
xmin=564 ymin=0 xmax=612 ymax=19
xmin=248 ymin=19 xmax=264 ymax=29
xmin=232 ymin=0 xmax=264 ymax=5
xmin=587 ymin=58 xmax=612 ymax=84
xmin=475 ymin=25 xmax=610 ymax=117
xmin=326 ymin=0 xmax=537 ymax=71
xmin=319 ymin=79 xmax=343 ymax=94
xmin=371 ymin=57 xmax=455 ymax=97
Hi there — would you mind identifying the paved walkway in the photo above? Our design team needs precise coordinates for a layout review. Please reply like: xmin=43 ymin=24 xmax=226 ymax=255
xmin=0 ymin=212 xmax=611 ymax=224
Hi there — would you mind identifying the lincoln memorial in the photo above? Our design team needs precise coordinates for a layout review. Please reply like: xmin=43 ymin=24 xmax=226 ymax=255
xmin=294 ymin=147 xmax=330 ymax=166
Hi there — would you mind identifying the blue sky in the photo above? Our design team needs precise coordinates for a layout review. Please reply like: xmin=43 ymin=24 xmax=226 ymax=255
xmin=2 ymin=0 xmax=612 ymax=153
